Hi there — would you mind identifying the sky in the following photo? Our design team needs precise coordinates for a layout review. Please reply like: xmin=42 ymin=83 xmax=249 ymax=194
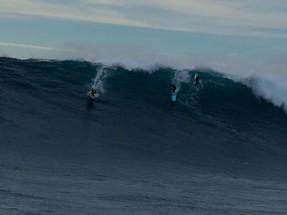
xmin=0 ymin=0 xmax=287 ymax=72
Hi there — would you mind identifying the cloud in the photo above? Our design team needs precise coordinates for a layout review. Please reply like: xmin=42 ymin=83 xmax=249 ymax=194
xmin=0 ymin=42 xmax=72 ymax=52
xmin=0 ymin=0 xmax=149 ymax=28
xmin=0 ymin=0 xmax=287 ymax=37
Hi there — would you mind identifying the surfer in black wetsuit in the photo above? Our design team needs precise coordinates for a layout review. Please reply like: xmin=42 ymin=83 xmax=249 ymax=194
xmin=87 ymin=88 xmax=97 ymax=111
xmin=171 ymin=84 xmax=177 ymax=106
xmin=194 ymin=73 xmax=201 ymax=88
xmin=90 ymin=88 xmax=97 ymax=97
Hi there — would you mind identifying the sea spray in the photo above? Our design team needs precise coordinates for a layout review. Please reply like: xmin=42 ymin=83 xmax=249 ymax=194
xmin=172 ymin=70 xmax=191 ymax=92
xmin=90 ymin=66 xmax=110 ymax=95
xmin=227 ymin=73 xmax=287 ymax=113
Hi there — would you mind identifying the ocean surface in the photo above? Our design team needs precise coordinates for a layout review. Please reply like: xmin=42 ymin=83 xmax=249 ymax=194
xmin=0 ymin=57 xmax=287 ymax=215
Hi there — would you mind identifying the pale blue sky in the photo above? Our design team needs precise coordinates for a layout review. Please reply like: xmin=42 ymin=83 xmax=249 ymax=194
xmin=0 ymin=0 xmax=287 ymax=71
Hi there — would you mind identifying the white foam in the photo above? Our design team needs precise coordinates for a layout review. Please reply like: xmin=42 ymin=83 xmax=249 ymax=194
xmin=228 ymin=72 xmax=287 ymax=112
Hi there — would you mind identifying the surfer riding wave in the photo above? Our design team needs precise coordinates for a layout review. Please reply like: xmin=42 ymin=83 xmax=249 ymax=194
xmin=87 ymin=88 xmax=98 ymax=111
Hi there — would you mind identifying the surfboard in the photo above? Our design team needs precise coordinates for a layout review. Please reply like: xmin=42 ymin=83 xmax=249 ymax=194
xmin=171 ymin=92 xmax=177 ymax=102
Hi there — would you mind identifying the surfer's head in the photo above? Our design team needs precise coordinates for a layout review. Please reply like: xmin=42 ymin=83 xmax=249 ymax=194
xmin=171 ymin=84 xmax=176 ymax=91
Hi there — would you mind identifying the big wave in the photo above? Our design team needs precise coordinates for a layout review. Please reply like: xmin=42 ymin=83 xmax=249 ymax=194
xmin=1 ymin=56 xmax=287 ymax=179
xmin=1 ymin=57 xmax=286 ymax=115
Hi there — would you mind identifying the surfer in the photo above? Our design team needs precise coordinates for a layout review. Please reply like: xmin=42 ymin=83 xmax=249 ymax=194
xmin=88 ymin=88 xmax=97 ymax=98
xmin=87 ymin=88 xmax=98 ymax=111
xmin=193 ymin=73 xmax=201 ymax=88
xmin=171 ymin=84 xmax=177 ymax=106
xmin=171 ymin=84 xmax=176 ymax=93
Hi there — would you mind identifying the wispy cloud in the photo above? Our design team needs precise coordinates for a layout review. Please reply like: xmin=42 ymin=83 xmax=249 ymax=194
xmin=0 ymin=0 xmax=149 ymax=28
xmin=0 ymin=42 xmax=72 ymax=51
xmin=0 ymin=0 xmax=287 ymax=37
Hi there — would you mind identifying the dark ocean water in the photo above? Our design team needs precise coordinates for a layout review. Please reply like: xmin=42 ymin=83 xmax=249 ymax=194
xmin=0 ymin=57 xmax=287 ymax=215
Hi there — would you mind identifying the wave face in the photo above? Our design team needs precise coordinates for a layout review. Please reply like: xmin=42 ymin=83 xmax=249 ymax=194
xmin=1 ymin=57 xmax=287 ymax=214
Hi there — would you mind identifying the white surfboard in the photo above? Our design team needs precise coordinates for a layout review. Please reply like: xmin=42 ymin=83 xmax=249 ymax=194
xmin=171 ymin=92 xmax=177 ymax=102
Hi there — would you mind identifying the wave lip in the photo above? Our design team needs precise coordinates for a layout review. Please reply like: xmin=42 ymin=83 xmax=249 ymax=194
xmin=229 ymin=73 xmax=287 ymax=113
